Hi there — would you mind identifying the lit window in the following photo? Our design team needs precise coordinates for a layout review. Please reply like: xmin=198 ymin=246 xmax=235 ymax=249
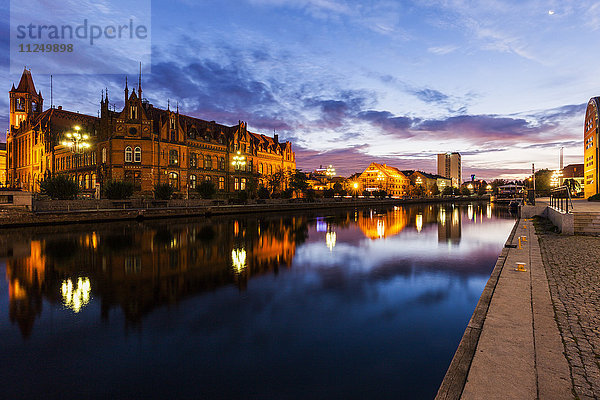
xmin=169 ymin=149 xmax=178 ymax=165
xmin=125 ymin=146 xmax=132 ymax=163
xmin=134 ymin=147 xmax=141 ymax=163
xmin=169 ymin=172 xmax=179 ymax=189
xmin=241 ymin=178 xmax=246 ymax=190
xmin=189 ymin=174 xmax=197 ymax=189
xmin=235 ymin=177 xmax=239 ymax=191
xmin=102 ymin=147 xmax=107 ymax=163
xmin=219 ymin=177 xmax=225 ymax=190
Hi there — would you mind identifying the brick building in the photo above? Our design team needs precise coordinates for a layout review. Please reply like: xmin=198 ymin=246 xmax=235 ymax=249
xmin=7 ymin=68 xmax=296 ymax=195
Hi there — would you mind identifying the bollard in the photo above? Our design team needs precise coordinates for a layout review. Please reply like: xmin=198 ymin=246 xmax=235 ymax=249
xmin=518 ymin=236 xmax=522 ymax=249
xmin=515 ymin=262 xmax=527 ymax=272
xmin=521 ymin=236 xmax=527 ymax=242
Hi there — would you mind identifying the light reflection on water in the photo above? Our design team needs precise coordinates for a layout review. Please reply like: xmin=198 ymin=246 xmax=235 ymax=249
xmin=0 ymin=202 xmax=514 ymax=399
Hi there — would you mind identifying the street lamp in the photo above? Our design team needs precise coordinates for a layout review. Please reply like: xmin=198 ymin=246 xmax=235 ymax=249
xmin=61 ymin=125 xmax=90 ymax=189
xmin=231 ymin=150 xmax=246 ymax=191
xmin=352 ymin=181 xmax=359 ymax=198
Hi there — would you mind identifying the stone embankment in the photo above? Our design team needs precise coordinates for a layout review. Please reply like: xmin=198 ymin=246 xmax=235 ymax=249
xmin=0 ymin=196 xmax=485 ymax=228
xmin=436 ymin=217 xmax=572 ymax=399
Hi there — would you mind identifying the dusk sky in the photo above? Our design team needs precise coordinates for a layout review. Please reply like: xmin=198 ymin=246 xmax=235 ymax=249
xmin=2 ymin=0 xmax=598 ymax=179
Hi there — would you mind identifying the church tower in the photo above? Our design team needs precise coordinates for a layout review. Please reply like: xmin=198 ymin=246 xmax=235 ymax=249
xmin=9 ymin=68 xmax=43 ymax=129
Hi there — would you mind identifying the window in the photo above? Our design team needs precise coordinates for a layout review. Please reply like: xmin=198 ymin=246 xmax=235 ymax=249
xmin=130 ymin=105 xmax=137 ymax=119
xmin=269 ymin=165 xmax=273 ymax=175
xmin=190 ymin=153 xmax=197 ymax=168
xmin=219 ymin=177 xmax=225 ymax=190
xmin=169 ymin=149 xmax=178 ymax=165
xmin=234 ymin=178 xmax=239 ymax=191
xmin=91 ymin=151 xmax=96 ymax=165
xmin=134 ymin=147 xmax=141 ymax=163
xmin=241 ymin=178 xmax=246 ymax=191
xmin=125 ymin=146 xmax=133 ymax=162
xmin=102 ymin=147 xmax=107 ymax=163
xmin=204 ymin=155 xmax=212 ymax=169
xmin=170 ymin=117 xmax=176 ymax=129
xmin=259 ymin=163 xmax=263 ymax=174
xmin=219 ymin=157 xmax=225 ymax=170
xmin=125 ymin=171 xmax=142 ymax=190
xmin=189 ymin=174 xmax=197 ymax=189
xmin=169 ymin=172 xmax=179 ymax=189
xmin=205 ymin=175 xmax=211 ymax=181
xmin=248 ymin=159 xmax=253 ymax=173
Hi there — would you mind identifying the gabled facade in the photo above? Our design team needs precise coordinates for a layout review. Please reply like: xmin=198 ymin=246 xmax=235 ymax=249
xmin=7 ymin=69 xmax=296 ymax=195
xmin=358 ymin=163 xmax=410 ymax=197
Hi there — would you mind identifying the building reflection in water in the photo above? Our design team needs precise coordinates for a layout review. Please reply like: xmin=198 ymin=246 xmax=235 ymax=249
xmin=1 ymin=203 xmax=507 ymax=337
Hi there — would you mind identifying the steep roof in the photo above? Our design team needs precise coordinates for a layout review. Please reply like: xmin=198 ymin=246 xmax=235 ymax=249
xmin=12 ymin=68 xmax=39 ymax=96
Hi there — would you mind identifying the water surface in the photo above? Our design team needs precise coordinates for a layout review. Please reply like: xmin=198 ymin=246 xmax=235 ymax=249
xmin=0 ymin=203 xmax=514 ymax=399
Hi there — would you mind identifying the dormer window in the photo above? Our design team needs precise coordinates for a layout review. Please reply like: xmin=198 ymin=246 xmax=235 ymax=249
xmin=130 ymin=105 xmax=137 ymax=119
xmin=169 ymin=117 xmax=176 ymax=129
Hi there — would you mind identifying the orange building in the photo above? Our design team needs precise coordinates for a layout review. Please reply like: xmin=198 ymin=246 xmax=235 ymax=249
xmin=584 ymin=97 xmax=599 ymax=198
xmin=7 ymin=68 xmax=296 ymax=195
xmin=357 ymin=162 xmax=410 ymax=197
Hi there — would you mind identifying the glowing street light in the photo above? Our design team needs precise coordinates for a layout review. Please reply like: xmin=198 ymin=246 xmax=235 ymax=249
xmin=231 ymin=151 xmax=246 ymax=170
xmin=61 ymin=125 xmax=90 ymax=154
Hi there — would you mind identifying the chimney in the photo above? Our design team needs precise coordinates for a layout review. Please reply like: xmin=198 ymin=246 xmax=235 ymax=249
xmin=274 ymin=134 xmax=279 ymax=143
xmin=57 ymin=106 xmax=62 ymax=110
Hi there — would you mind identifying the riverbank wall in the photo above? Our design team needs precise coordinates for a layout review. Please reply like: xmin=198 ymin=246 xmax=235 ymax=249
xmin=436 ymin=217 xmax=572 ymax=399
xmin=0 ymin=196 xmax=489 ymax=228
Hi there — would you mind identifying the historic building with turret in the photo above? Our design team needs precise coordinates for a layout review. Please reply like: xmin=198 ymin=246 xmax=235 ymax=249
xmin=7 ymin=68 xmax=296 ymax=195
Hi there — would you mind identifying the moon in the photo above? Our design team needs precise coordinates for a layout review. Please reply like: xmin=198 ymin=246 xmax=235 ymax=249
xmin=548 ymin=10 xmax=555 ymax=15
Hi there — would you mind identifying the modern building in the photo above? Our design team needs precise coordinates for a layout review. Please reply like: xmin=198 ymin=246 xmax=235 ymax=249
xmin=7 ymin=68 xmax=296 ymax=195
xmin=584 ymin=97 xmax=599 ymax=198
xmin=437 ymin=152 xmax=461 ymax=188
xmin=357 ymin=163 xmax=410 ymax=197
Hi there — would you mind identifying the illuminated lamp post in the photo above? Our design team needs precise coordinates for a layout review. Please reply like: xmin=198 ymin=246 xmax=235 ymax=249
xmin=352 ymin=181 xmax=359 ymax=198
xmin=61 ymin=125 xmax=90 ymax=189
xmin=231 ymin=151 xmax=246 ymax=192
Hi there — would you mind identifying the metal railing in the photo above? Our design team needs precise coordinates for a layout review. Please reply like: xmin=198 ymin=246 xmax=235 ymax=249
xmin=549 ymin=186 xmax=573 ymax=213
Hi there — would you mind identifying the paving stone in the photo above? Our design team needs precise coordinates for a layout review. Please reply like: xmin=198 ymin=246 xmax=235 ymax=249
xmin=538 ymin=229 xmax=600 ymax=399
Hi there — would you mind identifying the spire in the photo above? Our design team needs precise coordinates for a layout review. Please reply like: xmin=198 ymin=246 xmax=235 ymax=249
xmin=176 ymin=101 xmax=179 ymax=114
xmin=105 ymin=87 xmax=109 ymax=102
xmin=15 ymin=67 xmax=37 ymax=95
xmin=138 ymin=62 xmax=142 ymax=98
xmin=124 ymin=76 xmax=129 ymax=104
xmin=167 ymin=99 xmax=170 ymax=111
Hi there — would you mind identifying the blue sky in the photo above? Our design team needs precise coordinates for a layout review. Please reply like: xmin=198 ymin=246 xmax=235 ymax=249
xmin=2 ymin=0 xmax=598 ymax=179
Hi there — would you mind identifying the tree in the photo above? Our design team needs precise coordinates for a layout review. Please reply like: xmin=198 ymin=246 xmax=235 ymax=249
xmin=534 ymin=169 xmax=553 ymax=195
xmin=39 ymin=174 xmax=80 ymax=200
xmin=324 ymin=188 xmax=335 ymax=198
xmin=258 ymin=186 xmax=270 ymax=199
xmin=267 ymin=172 xmax=283 ymax=195
xmin=154 ymin=183 xmax=175 ymax=200
xmin=362 ymin=190 xmax=371 ymax=197
xmin=461 ymin=186 xmax=472 ymax=196
xmin=197 ymin=180 xmax=216 ymax=199
xmin=431 ymin=184 xmax=440 ymax=196
xmin=477 ymin=181 xmax=488 ymax=196
xmin=442 ymin=186 xmax=454 ymax=196
xmin=289 ymin=170 xmax=309 ymax=196
xmin=332 ymin=182 xmax=344 ymax=194
xmin=411 ymin=185 xmax=425 ymax=197
xmin=103 ymin=180 xmax=134 ymax=200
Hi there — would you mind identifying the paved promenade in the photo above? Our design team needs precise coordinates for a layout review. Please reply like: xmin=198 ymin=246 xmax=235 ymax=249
xmin=437 ymin=218 xmax=573 ymax=399
xmin=537 ymin=219 xmax=600 ymax=399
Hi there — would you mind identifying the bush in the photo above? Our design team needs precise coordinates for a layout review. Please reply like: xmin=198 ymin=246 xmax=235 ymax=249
xmin=197 ymin=180 xmax=217 ymax=199
xmin=154 ymin=183 xmax=175 ymax=200
xmin=324 ymin=188 xmax=335 ymax=198
xmin=39 ymin=174 xmax=80 ymax=200
xmin=258 ymin=186 xmax=270 ymax=199
xmin=305 ymin=189 xmax=316 ymax=201
xmin=103 ymin=180 xmax=134 ymax=199
xmin=588 ymin=193 xmax=600 ymax=202
xmin=362 ymin=190 xmax=371 ymax=197
xmin=461 ymin=187 xmax=471 ymax=196
xmin=237 ymin=190 xmax=249 ymax=202
xmin=281 ymin=188 xmax=294 ymax=199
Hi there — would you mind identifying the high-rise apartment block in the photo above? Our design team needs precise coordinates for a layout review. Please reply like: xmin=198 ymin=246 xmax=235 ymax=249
xmin=437 ymin=152 xmax=461 ymax=188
